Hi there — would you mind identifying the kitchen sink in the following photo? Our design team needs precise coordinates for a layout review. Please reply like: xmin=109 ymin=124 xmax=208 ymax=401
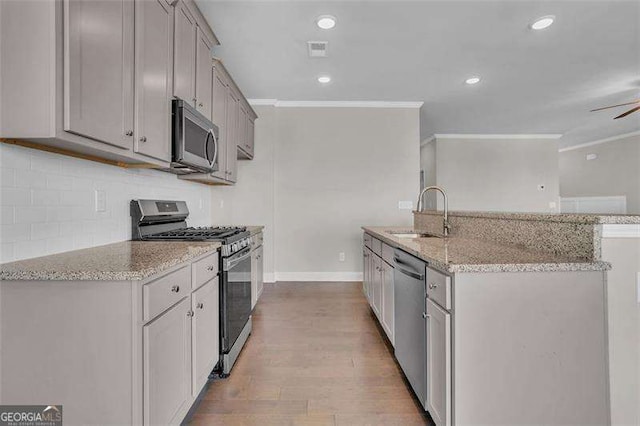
xmin=387 ymin=231 xmax=442 ymax=239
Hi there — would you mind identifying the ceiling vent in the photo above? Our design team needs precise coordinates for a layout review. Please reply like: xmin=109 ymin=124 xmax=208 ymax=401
xmin=307 ymin=41 xmax=328 ymax=57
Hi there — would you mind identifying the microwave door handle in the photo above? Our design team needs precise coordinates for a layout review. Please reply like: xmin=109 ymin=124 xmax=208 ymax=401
xmin=208 ymin=129 xmax=218 ymax=169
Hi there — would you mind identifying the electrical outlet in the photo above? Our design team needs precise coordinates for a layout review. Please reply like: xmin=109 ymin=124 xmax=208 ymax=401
xmin=94 ymin=190 xmax=106 ymax=212
xmin=339 ymin=252 xmax=345 ymax=262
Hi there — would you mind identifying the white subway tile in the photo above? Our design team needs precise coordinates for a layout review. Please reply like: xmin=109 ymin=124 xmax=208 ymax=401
xmin=73 ymin=233 xmax=94 ymax=250
xmin=15 ymin=206 xmax=47 ymax=224
xmin=0 ymin=242 xmax=15 ymax=263
xmin=1 ymin=206 xmax=14 ymax=224
xmin=32 ymin=189 xmax=60 ymax=205
xmin=14 ymin=240 xmax=47 ymax=260
xmin=0 ymin=188 xmax=30 ymax=205
xmin=46 ymin=206 xmax=74 ymax=222
xmin=60 ymin=190 xmax=92 ymax=207
xmin=31 ymin=222 xmax=60 ymax=240
xmin=45 ymin=237 xmax=74 ymax=254
xmin=1 ymin=168 xmax=15 ymax=187
xmin=14 ymin=168 xmax=47 ymax=189
xmin=47 ymin=174 xmax=74 ymax=190
xmin=31 ymin=151 xmax=63 ymax=174
xmin=1 ymin=223 xmax=30 ymax=242
xmin=0 ymin=145 xmax=30 ymax=169
xmin=59 ymin=222 xmax=80 ymax=237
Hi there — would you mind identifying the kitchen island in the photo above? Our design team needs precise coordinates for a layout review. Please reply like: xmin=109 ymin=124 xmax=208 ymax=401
xmin=362 ymin=210 xmax=640 ymax=426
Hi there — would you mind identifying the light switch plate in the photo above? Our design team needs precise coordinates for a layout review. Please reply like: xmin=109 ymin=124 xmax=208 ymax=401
xmin=339 ymin=252 xmax=345 ymax=262
xmin=398 ymin=201 xmax=413 ymax=210
xmin=94 ymin=190 xmax=106 ymax=212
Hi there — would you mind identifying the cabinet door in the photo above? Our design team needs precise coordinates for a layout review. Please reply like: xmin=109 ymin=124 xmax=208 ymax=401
xmin=367 ymin=249 xmax=374 ymax=303
xmin=211 ymin=68 xmax=227 ymax=180
xmin=143 ymin=297 xmax=191 ymax=426
xmin=247 ymin=118 xmax=255 ymax=157
xmin=134 ymin=0 xmax=173 ymax=162
xmin=362 ymin=249 xmax=369 ymax=297
xmin=237 ymin=105 xmax=248 ymax=155
xmin=195 ymin=28 xmax=212 ymax=118
xmin=372 ymin=256 xmax=382 ymax=318
xmin=425 ymin=298 xmax=452 ymax=426
xmin=172 ymin=0 xmax=196 ymax=106
xmin=192 ymin=278 xmax=219 ymax=396
xmin=63 ymin=0 xmax=134 ymax=149
xmin=225 ymin=89 xmax=239 ymax=183
xmin=382 ymin=261 xmax=395 ymax=345
xmin=256 ymin=245 xmax=264 ymax=299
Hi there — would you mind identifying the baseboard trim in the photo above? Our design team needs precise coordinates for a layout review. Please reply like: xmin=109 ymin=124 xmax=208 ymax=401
xmin=273 ymin=272 xmax=364 ymax=282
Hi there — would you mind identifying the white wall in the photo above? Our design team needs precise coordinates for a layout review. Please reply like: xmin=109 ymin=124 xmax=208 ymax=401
xmin=560 ymin=133 xmax=640 ymax=214
xmin=430 ymin=137 xmax=560 ymax=212
xmin=211 ymin=105 xmax=420 ymax=281
xmin=0 ymin=144 xmax=211 ymax=263
xmin=420 ymin=138 xmax=437 ymax=209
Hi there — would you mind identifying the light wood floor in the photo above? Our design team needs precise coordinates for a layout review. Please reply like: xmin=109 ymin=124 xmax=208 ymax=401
xmin=189 ymin=282 xmax=432 ymax=426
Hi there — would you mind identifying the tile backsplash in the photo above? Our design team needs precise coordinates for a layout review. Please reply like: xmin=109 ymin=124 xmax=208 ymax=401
xmin=0 ymin=144 xmax=212 ymax=263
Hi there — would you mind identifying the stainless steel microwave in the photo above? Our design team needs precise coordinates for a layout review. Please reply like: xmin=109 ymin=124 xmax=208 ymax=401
xmin=171 ymin=98 xmax=219 ymax=174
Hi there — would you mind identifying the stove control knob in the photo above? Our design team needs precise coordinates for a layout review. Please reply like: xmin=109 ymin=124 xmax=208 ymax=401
xmin=232 ymin=243 xmax=238 ymax=252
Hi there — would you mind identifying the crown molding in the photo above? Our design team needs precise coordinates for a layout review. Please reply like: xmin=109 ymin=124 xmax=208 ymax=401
xmin=247 ymin=99 xmax=423 ymax=109
xmin=558 ymin=130 xmax=640 ymax=153
xmin=433 ymin=133 xmax=563 ymax=140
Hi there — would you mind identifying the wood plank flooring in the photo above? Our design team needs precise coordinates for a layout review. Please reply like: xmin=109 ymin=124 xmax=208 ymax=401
xmin=190 ymin=282 xmax=432 ymax=426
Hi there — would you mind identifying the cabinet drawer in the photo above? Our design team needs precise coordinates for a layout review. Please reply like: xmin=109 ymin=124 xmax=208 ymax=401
xmin=143 ymin=266 xmax=191 ymax=322
xmin=371 ymin=238 xmax=383 ymax=257
xmin=363 ymin=233 xmax=372 ymax=249
xmin=382 ymin=243 xmax=395 ymax=265
xmin=193 ymin=252 xmax=219 ymax=290
xmin=426 ymin=267 xmax=452 ymax=311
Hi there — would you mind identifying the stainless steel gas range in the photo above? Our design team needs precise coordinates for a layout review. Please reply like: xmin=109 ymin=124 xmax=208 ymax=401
xmin=130 ymin=199 xmax=252 ymax=376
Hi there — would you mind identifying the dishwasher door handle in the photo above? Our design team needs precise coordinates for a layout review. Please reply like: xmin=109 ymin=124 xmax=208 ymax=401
xmin=394 ymin=262 xmax=424 ymax=280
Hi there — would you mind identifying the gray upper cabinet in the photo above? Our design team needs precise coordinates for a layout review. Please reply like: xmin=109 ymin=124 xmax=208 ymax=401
xmin=210 ymin=66 xmax=228 ymax=180
xmin=134 ymin=0 xmax=173 ymax=162
xmin=63 ymin=0 xmax=134 ymax=149
xmin=225 ymin=88 xmax=239 ymax=183
xmin=172 ymin=0 xmax=196 ymax=106
xmin=195 ymin=28 xmax=213 ymax=118
xmin=237 ymin=101 xmax=256 ymax=160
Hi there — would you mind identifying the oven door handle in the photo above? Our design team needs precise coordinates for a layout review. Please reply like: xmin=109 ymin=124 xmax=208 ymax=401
xmin=224 ymin=247 xmax=252 ymax=270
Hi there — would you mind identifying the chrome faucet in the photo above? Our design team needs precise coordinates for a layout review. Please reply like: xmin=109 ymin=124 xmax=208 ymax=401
xmin=416 ymin=186 xmax=451 ymax=237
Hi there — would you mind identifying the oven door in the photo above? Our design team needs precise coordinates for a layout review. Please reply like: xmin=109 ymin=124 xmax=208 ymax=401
xmin=172 ymin=99 xmax=219 ymax=173
xmin=221 ymin=247 xmax=252 ymax=354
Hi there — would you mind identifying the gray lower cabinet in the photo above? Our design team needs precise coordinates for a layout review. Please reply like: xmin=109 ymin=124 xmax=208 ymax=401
xmin=362 ymin=234 xmax=394 ymax=345
xmin=0 ymin=250 xmax=221 ymax=425
xmin=191 ymin=278 xmax=219 ymax=396
xmin=143 ymin=297 xmax=192 ymax=426
xmin=425 ymin=297 xmax=451 ymax=426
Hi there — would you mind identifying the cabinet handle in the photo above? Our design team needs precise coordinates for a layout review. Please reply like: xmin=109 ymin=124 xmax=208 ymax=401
xmin=171 ymin=285 xmax=180 ymax=293
xmin=125 ymin=130 xmax=133 ymax=136
xmin=428 ymin=283 xmax=438 ymax=290
xmin=197 ymin=302 xmax=204 ymax=309
xmin=207 ymin=265 xmax=215 ymax=271
xmin=187 ymin=310 xmax=194 ymax=317
xmin=139 ymin=136 xmax=147 ymax=143
xmin=199 ymin=102 xmax=204 ymax=107
xmin=192 ymin=97 xmax=197 ymax=103
xmin=422 ymin=312 xmax=428 ymax=319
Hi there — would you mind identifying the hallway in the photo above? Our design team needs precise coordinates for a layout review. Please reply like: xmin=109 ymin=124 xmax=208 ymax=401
xmin=190 ymin=282 xmax=432 ymax=425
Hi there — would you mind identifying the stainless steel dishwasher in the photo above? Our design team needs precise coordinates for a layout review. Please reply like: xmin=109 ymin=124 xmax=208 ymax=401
xmin=393 ymin=248 xmax=427 ymax=409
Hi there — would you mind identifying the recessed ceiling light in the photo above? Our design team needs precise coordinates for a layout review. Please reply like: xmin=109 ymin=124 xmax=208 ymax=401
xmin=318 ymin=75 xmax=331 ymax=84
xmin=530 ymin=15 xmax=555 ymax=30
xmin=465 ymin=77 xmax=481 ymax=85
xmin=317 ymin=15 xmax=336 ymax=30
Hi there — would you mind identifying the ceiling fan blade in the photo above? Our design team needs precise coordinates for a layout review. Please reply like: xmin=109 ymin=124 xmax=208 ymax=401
xmin=613 ymin=105 xmax=640 ymax=119
xmin=591 ymin=100 xmax=640 ymax=112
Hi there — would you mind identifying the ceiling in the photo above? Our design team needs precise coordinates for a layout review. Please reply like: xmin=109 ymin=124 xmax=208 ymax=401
xmin=196 ymin=0 xmax=640 ymax=148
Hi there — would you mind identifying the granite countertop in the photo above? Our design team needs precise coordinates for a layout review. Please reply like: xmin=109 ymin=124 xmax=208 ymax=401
xmin=413 ymin=210 xmax=640 ymax=224
xmin=245 ymin=226 xmax=264 ymax=236
xmin=363 ymin=227 xmax=610 ymax=274
xmin=0 ymin=241 xmax=221 ymax=281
